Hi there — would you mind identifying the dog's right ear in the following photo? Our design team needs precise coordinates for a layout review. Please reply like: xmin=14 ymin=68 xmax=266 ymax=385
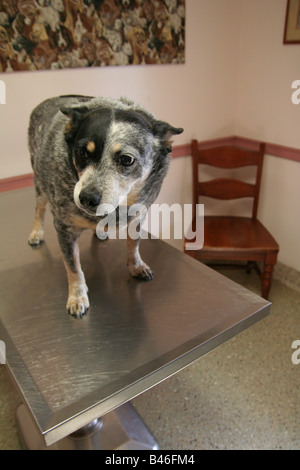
xmin=60 ymin=106 xmax=90 ymax=142
xmin=153 ymin=120 xmax=184 ymax=152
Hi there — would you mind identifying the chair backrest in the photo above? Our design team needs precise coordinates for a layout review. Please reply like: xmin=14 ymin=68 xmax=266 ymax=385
xmin=191 ymin=140 xmax=265 ymax=220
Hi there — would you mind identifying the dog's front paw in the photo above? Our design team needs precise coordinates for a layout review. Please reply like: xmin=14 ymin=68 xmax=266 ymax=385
xmin=28 ymin=228 xmax=44 ymax=246
xmin=128 ymin=262 xmax=153 ymax=281
xmin=67 ymin=292 xmax=90 ymax=319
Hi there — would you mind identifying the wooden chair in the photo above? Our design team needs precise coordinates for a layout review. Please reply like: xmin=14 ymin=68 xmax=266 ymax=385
xmin=184 ymin=139 xmax=279 ymax=300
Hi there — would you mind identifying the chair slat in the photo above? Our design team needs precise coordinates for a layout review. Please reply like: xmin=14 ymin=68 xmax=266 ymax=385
xmin=198 ymin=146 xmax=259 ymax=168
xmin=198 ymin=178 xmax=255 ymax=199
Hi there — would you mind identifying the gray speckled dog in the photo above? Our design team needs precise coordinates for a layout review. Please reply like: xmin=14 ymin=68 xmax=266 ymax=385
xmin=28 ymin=95 xmax=183 ymax=318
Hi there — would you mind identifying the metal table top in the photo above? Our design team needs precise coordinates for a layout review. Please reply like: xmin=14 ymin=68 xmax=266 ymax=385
xmin=0 ymin=187 xmax=270 ymax=446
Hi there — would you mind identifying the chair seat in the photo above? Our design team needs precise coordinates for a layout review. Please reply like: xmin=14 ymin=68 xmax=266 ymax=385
xmin=186 ymin=216 xmax=279 ymax=260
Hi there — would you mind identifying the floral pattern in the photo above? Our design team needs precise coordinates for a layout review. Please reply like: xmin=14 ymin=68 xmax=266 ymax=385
xmin=0 ymin=0 xmax=185 ymax=72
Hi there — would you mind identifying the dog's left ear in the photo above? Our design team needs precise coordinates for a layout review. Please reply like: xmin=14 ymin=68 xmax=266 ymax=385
xmin=60 ymin=105 xmax=90 ymax=126
xmin=153 ymin=121 xmax=184 ymax=151
xmin=60 ymin=105 xmax=90 ymax=143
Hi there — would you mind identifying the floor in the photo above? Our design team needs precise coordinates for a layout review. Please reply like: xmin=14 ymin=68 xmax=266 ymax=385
xmin=0 ymin=265 xmax=299 ymax=450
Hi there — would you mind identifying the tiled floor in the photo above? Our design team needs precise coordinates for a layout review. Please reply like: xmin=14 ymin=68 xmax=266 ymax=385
xmin=0 ymin=266 xmax=299 ymax=450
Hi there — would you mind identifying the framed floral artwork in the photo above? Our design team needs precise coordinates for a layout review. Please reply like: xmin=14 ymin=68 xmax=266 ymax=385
xmin=284 ymin=0 xmax=300 ymax=44
xmin=0 ymin=0 xmax=185 ymax=72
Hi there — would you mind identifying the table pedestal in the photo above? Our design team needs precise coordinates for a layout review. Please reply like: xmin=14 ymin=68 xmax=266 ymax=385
xmin=17 ymin=402 xmax=158 ymax=450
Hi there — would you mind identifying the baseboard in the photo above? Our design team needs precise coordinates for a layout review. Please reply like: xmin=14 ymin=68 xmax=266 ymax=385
xmin=273 ymin=262 xmax=300 ymax=293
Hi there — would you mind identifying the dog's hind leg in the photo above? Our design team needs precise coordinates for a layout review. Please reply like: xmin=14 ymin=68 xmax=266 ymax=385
xmin=55 ymin=223 xmax=89 ymax=318
xmin=28 ymin=189 xmax=48 ymax=246
xmin=126 ymin=234 xmax=153 ymax=281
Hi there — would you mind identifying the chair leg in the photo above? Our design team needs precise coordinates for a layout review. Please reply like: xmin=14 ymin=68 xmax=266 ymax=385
xmin=246 ymin=261 xmax=255 ymax=274
xmin=261 ymin=263 xmax=274 ymax=300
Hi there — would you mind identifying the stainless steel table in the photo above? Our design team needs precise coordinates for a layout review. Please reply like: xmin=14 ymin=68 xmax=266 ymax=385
xmin=0 ymin=188 xmax=270 ymax=450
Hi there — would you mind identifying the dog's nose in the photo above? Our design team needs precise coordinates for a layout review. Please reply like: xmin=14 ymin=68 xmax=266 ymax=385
xmin=79 ymin=191 xmax=101 ymax=209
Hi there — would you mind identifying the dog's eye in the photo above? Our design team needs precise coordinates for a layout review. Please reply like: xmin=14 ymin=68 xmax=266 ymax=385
xmin=120 ymin=155 xmax=135 ymax=166
xmin=77 ymin=148 xmax=88 ymax=159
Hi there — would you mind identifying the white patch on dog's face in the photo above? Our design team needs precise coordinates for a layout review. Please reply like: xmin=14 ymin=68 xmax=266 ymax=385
xmin=73 ymin=166 xmax=95 ymax=211
xmin=96 ymin=182 xmax=134 ymax=216
xmin=73 ymin=164 xmax=137 ymax=216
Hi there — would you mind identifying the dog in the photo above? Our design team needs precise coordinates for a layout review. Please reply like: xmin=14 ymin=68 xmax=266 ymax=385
xmin=28 ymin=95 xmax=183 ymax=318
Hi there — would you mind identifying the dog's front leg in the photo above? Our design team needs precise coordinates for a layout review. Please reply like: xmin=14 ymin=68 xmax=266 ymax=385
xmin=126 ymin=231 xmax=153 ymax=281
xmin=55 ymin=222 xmax=89 ymax=318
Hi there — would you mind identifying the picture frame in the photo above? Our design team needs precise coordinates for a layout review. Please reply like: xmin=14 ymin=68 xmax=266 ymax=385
xmin=284 ymin=0 xmax=300 ymax=43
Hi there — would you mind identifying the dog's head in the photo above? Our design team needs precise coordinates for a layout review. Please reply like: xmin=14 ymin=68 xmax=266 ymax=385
xmin=61 ymin=99 xmax=183 ymax=217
